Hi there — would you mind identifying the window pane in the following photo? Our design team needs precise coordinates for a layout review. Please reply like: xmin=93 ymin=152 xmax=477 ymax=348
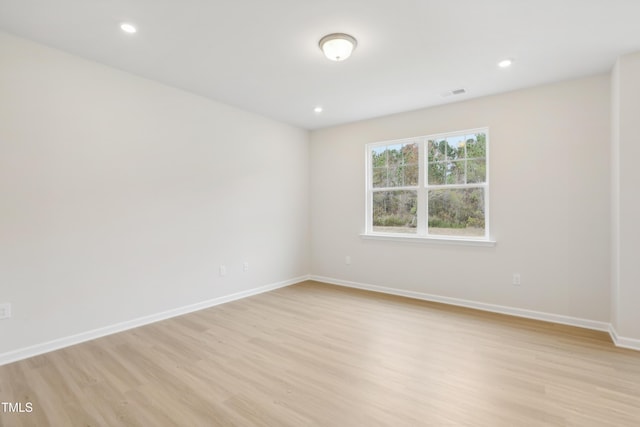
xmin=372 ymin=142 xmax=418 ymax=188
xmin=466 ymin=133 xmax=486 ymax=158
xmin=467 ymin=158 xmax=486 ymax=183
xmin=372 ymin=167 xmax=388 ymax=187
xmin=446 ymin=135 xmax=466 ymax=160
xmin=402 ymin=143 xmax=419 ymax=165
xmin=372 ymin=190 xmax=417 ymax=234
xmin=388 ymin=165 xmax=420 ymax=187
xmin=372 ymin=147 xmax=387 ymax=167
xmin=428 ymin=161 xmax=446 ymax=185
xmin=404 ymin=164 xmax=419 ymax=186
xmin=428 ymin=188 xmax=485 ymax=236
xmin=446 ymin=161 xmax=465 ymax=184
xmin=386 ymin=144 xmax=404 ymax=167
xmin=388 ymin=166 xmax=403 ymax=187
xmin=465 ymin=134 xmax=477 ymax=151
xmin=428 ymin=140 xmax=446 ymax=162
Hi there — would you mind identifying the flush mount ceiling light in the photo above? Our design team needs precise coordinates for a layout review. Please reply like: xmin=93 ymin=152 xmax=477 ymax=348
xmin=314 ymin=106 xmax=323 ymax=113
xmin=319 ymin=33 xmax=357 ymax=61
xmin=120 ymin=23 xmax=137 ymax=34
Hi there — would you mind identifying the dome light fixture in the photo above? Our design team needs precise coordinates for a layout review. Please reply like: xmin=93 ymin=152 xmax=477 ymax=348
xmin=319 ymin=33 xmax=357 ymax=62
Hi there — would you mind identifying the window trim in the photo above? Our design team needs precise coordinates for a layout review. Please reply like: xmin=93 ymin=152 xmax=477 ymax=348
xmin=364 ymin=127 xmax=492 ymax=244
xmin=359 ymin=232 xmax=496 ymax=247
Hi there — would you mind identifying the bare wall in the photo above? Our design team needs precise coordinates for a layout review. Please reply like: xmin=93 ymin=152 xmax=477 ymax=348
xmin=310 ymin=75 xmax=611 ymax=323
xmin=0 ymin=32 xmax=310 ymax=354
xmin=611 ymin=52 xmax=640 ymax=342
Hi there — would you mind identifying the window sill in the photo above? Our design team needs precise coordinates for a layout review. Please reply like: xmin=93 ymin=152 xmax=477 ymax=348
xmin=360 ymin=233 xmax=496 ymax=247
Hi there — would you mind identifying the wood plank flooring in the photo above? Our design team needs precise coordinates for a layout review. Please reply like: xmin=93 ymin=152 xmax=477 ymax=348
xmin=1 ymin=280 xmax=639 ymax=426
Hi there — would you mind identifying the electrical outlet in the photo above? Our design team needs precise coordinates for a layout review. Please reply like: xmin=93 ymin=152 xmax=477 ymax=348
xmin=219 ymin=265 xmax=227 ymax=277
xmin=345 ymin=256 xmax=351 ymax=265
xmin=512 ymin=273 xmax=521 ymax=286
xmin=0 ymin=303 xmax=11 ymax=319
xmin=243 ymin=261 xmax=249 ymax=272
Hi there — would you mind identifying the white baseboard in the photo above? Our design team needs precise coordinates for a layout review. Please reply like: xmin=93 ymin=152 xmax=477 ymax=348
xmin=3 ymin=274 xmax=637 ymax=365
xmin=609 ymin=324 xmax=640 ymax=351
xmin=311 ymin=275 xmax=640 ymax=351
xmin=0 ymin=275 xmax=309 ymax=367
xmin=310 ymin=275 xmax=613 ymax=332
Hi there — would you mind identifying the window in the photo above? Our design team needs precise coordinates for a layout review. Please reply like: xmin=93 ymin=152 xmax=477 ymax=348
xmin=365 ymin=128 xmax=489 ymax=241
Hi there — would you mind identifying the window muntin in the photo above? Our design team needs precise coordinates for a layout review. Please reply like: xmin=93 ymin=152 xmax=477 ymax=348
xmin=370 ymin=142 xmax=419 ymax=234
xmin=366 ymin=129 xmax=488 ymax=240
xmin=372 ymin=143 xmax=419 ymax=188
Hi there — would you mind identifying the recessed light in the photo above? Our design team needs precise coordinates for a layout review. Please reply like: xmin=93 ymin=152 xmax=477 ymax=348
xmin=498 ymin=58 xmax=513 ymax=68
xmin=314 ymin=106 xmax=323 ymax=113
xmin=120 ymin=23 xmax=137 ymax=34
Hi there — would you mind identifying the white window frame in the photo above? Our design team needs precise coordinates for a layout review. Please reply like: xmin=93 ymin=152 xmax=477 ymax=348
xmin=363 ymin=127 xmax=494 ymax=246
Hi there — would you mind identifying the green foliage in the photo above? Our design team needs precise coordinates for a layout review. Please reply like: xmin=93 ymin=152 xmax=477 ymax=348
xmin=427 ymin=132 xmax=486 ymax=185
xmin=428 ymin=219 xmax=465 ymax=229
xmin=428 ymin=188 xmax=484 ymax=230
xmin=372 ymin=190 xmax=417 ymax=228
xmin=465 ymin=216 xmax=484 ymax=228
xmin=371 ymin=143 xmax=419 ymax=187
xmin=375 ymin=215 xmax=417 ymax=227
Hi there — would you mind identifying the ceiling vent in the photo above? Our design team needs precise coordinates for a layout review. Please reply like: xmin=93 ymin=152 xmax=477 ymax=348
xmin=441 ymin=88 xmax=467 ymax=98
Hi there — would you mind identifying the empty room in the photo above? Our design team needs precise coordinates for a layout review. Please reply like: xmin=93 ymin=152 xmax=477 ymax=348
xmin=1 ymin=0 xmax=640 ymax=425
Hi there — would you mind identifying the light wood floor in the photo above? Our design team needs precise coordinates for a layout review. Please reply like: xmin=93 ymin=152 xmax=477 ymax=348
xmin=1 ymin=281 xmax=639 ymax=426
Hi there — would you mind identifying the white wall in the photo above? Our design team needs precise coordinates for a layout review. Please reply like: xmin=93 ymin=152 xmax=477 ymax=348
xmin=1 ymin=29 xmax=631 ymax=359
xmin=0 ymin=32 xmax=309 ymax=355
xmin=310 ymin=75 xmax=611 ymax=323
xmin=611 ymin=52 xmax=640 ymax=344
xmin=611 ymin=61 xmax=620 ymax=332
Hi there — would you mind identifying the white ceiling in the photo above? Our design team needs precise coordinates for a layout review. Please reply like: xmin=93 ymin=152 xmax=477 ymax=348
xmin=1 ymin=0 xmax=639 ymax=130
